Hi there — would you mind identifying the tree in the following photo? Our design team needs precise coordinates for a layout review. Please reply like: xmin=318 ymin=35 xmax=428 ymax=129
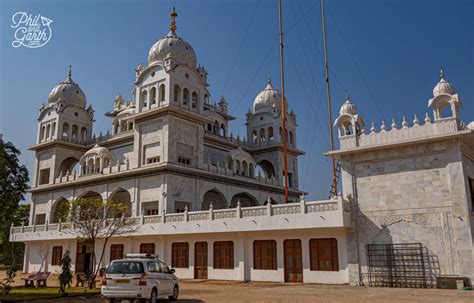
xmin=0 ymin=135 xmax=29 ymax=266
xmin=58 ymin=250 xmax=73 ymax=294
xmin=69 ymin=197 xmax=137 ymax=288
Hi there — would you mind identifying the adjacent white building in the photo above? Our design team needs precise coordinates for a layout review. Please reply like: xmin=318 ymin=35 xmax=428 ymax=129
xmin=10 ymin=9 xmax=473 ymax=287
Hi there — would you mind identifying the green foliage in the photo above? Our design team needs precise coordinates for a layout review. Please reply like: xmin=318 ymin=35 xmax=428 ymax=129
xmin=53 ymin=199 xmax=70 ymax=223
xmin=0 ymin=136 xmax=29 ymax=266
xmin=2 ymin=263 xmax=19 ymax=295
xmin=58 ymin=250 xmax=73 ymax=294
xmin=68 ymin=197 xmax=136 ymax=288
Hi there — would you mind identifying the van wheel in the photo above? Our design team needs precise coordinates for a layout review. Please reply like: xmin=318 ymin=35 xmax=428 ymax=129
xmin=169 ymin=285 xmax=179 ymax=301
xmin=150 ymin=288 xmax=158 ymax=303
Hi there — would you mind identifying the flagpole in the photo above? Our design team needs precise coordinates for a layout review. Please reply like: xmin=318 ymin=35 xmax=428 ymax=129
xmin=278 ymin=0 xmax=289 ymax=202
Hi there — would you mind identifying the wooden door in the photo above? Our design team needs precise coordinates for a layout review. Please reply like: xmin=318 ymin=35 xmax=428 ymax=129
xmin=284 ymin=239 xmax=303 ymax=282
xmin=194 ymin=242 xmax=208 ymax=279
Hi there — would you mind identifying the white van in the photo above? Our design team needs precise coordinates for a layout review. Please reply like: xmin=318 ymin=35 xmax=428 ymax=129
xmin=101 ymin=254 xmax=179 ymax=302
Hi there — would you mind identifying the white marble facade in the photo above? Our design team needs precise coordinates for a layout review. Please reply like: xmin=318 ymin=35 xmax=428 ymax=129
xmin=330 ymin=70 xmax=474 ymax=285
xmin=12 ymin=9 xmax=474 ymax=286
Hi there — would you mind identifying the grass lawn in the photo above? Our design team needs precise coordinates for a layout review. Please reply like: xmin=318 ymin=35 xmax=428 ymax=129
xmin=0 ymin=287 xmax=100 ymax=301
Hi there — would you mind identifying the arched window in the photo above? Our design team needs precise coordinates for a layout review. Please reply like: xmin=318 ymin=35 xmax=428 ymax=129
xmin=231 ymin=192 xmax=258 ymax=207
xmin=204 ymin=94 xmax=209 ymax=104
xmin=95 ymin=158 xmax=100 ymax=173
xmin=249 ymin=163 xmax=254 ymax=178
xmin=72 ymin=125 xmax=78 ymax=143
xmin=62 ymin=123 xmax=69 ymax=140
xmin=173 ymin=84 xmax=180 ymax=102
xmin=220 ymin=124 xmax=226 ymax=137
xmin=81 ymin=127 xmax=87 ymax=143
xmin=202 ymin=189 xmax=226 ymax=210
xmin=87 ymin=158 xmax=94 ymax=174
xmin=268 ymin=127 xmax=274 ymax=142
xmin=150 ymin=87 xmax=157 ymax=105
xmin=255 ymin=160 xmax=275 ymax=179
xmin=128 ymin=122 xmax=134 ymax=131
xmin=141 ymin=90 xmax=148 ymax=108
xmin=235 ymin=160 xmax=241 ymax=175
xmin=46 ymin=124 xmax=51 ymax=140
xmin=289 ymin=131 xmax=294 ymax=146
xmin=207 ymin=124 xmax=212 ymax=132
xmin=51 ymin=122 xmax=56 ymax=138
xmin=242 ymin=161 xmax=248 ymax=176
xmin=40 ymin=125 xmax=45 ymax=142
xmin=183 ymin=88 xmax=189 ymax=106
xmin=252 ymin=130 xmax=258 ymax=144
xmin=279 ymin=127 xmax=283 ymax=141
xmin=159 ymin=84 xmax=165 ymax=103
xmin=113 ymin=123 xmax=119 ymax=135
xmin=259 ymin=128 xmax=266 ymax=143
xmin=192 ymin=92 xmax=198 ymax=109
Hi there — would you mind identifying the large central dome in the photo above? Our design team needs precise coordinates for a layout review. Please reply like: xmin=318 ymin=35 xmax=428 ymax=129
xmin=147 ymin=8 xmax=197 ymax=67
xmin=148 ymin=31 xmax=197 ymax=67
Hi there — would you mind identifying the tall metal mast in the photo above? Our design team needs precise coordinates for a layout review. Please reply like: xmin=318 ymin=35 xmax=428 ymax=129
xmin=278 ymin=0 xmax=289 ymax=202
xmin=321 ymin=0 xmax=337 ymax=197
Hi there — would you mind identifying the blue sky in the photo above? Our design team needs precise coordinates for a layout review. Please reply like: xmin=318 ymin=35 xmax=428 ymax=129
xmin=1 ymin=0 xmax=473 ymax=201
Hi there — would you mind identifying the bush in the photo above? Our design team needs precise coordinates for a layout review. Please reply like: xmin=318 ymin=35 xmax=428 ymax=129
xmin=58 ymin=250 xmax=73 ymax=294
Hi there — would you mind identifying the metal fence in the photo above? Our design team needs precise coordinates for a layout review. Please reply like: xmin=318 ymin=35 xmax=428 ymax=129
xmin=367 ymin=243 xmax=427 ymax=288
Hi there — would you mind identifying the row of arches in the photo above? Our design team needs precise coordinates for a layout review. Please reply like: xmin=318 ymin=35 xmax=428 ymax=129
xmin=251 ymin=127 xmax=294 ymax=146
xmin=228 ymin=159 xmax=255 ymax=177
xmin=207 ymin=121 xmax=227 ymax=137
xmin=39 ymin=122 xmax=57 ymax=143
xmin=141 ymin=84 xmax=166 ymax=109
xmin=50 ymin=189 xmax=132 ymax=223
xmin=62 ymin=122 xmax=88 ymax=144
xmin=201 ymin=189 xmax=276 ymax=210
xmin=140 ymin=83 xmax=207 ymax=112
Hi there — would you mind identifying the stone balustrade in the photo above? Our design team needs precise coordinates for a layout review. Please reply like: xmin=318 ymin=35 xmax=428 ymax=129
xmin=10 ymin=197 xmax=351 ymax=241
xmin=339 ymin=115 xmax=465 ymax=151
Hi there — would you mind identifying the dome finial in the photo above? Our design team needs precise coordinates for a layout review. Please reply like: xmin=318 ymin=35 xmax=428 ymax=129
xmin=440 ymin=68 xmax=444 ymax=80
xmin=170 ymin=7 xmax=178 ymax=32
xmin=267 ymin=72 xmax=272 ymax=84
xmin=66 ymin=65 xmax=73 ymax=83
xmin=345 ymin=91 xmax=350 ymax=102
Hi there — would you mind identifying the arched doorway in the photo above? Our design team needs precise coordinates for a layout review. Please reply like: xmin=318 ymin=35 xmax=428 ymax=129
xmin=108 ymin=188 xmax=132 ymax=218
xmin=202 ymin=189 xmax=226 ymax=210
xmin=230 ymin=192 xmax=258 ymax=208
xmin=255 ymin=160 xmax=275 ymax=179
xmin=51 ymin=198 xmax=70 ymax=223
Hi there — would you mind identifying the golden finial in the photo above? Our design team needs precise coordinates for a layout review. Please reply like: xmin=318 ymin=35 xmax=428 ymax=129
xmin=170 ymin=7 xmax=178 ymax=32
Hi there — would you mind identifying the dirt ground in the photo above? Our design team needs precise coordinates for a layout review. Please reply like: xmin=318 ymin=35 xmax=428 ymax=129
xmin=2 ymin=272 xmax=474 ymax=303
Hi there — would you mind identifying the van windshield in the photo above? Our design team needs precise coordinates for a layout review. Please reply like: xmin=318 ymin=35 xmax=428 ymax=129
xmin=106 ymin=261 xmax=144 ymax=274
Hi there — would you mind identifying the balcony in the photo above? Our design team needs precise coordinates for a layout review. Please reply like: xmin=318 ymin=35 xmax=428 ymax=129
xmin=10 ymin=197 xmax=352 ymax=242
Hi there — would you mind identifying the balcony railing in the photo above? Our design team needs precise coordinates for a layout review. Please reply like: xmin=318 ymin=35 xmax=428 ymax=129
xmin=11 ymin=197 xmax=351 ymax=240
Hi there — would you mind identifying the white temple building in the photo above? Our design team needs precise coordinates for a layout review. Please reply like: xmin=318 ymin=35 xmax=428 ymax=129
xmin=11 ymin=9 xmax=473 ymax=287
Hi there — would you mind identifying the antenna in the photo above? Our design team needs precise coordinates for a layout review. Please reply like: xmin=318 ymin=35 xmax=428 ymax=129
xmin=278 ymin=0 xmax=289 ymax=202
xmin=321 ymin=0 xmax=337 ymax=197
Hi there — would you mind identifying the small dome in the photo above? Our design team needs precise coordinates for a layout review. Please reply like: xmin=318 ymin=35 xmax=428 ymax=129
xmin=467 ymin=121 xmax=474 ymax=130
xmin=252 ymin=76 xmax=288 ymax=113
xmin=433 ymin=69 xmax=455 ymax=97
xmin=81 ymin=144 xmax=112 ymax=159
xmin=339 ymin=93 xmax=359 ymax=116
xmin=48 ymin=66 xmax=87 ymax=108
